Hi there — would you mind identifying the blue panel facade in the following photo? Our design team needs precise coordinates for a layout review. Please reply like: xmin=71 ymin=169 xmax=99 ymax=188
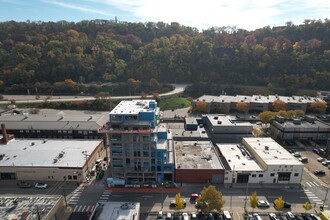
xmin=157 ymin=131 xmax=168 ymax=140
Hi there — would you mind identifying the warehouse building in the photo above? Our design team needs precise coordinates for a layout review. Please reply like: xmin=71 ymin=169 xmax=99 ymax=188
xmin=0 ymin=137 xmax=105 ymax=182
xmin=218 ymin=137 xmax=304 ymax=185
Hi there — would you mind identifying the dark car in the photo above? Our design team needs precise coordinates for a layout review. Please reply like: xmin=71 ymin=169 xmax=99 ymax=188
xmin=314 ymin=170 xmax=326 ymax=176
xmin=284 ymin=201 xmax=292 ymax=208
xmin=295 ymin=215 xmax=304 ymax=220
xmin=313 ymin=148 xmax=320 ymax=154
xmin=18 ymin=181 xmax=32 ymax=188
xmin=302 ymin=214 xmax=313 ymax=220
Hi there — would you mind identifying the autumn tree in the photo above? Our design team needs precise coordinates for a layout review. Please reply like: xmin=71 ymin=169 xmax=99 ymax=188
xmin=195 ymin=100 xmax=207 ymax=112
xmin=253 ymin=128 xmax=262 ymax=137
xmin=303 ymin=201 xmax=312 ymax=213
xmin=272 ymin=100 xmax=286 ymax=111
xmin=250 ymin=191 xmax=258 ymax=213
xmin=310 ymin=101 xmax=327 ymax=113
xmin=274 ymin=196 xmax=284 ymax=209
xmin=175 ymin=192 xmax=185 ymax=210
xmin=64 ymin=79 xmax=75 ymax=87
xmin=196 ymin=185 xmax=225 ymax=214
xmin=236 ymin=102 xmax=248 ymax=113
xmin=127 ymin=78 xmax=141 ymax=95
xmin=258 ymin=111 xmax=276 ymax=124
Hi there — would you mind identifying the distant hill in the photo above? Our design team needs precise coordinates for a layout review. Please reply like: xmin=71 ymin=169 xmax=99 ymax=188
xmin=0 ymin=19 xmax=329 ymax=94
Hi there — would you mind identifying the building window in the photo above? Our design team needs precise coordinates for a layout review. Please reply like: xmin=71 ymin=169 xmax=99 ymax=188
xmin=270 ymin=173 xmax=275 ymax=177
xmin=225 ymin=177 xmax=228 ymax=180
xmin=259 ymin=174 xmax=263 ymax=177
xmin=68 ymin=175 xmax=72 ymax=180
xmin=251 ymin=174 xmax=256 ymax=177
xmin=294 ymin=173 xmax=299 ymax=176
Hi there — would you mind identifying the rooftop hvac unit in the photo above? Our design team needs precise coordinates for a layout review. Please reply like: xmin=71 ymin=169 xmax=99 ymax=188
xmin=53 ymin=159 xmax=58 ymax=163
xmin=217 ymin=121 xmax=222 ymax=124
xmin=265 ymin=146 xmax=269 ymax=150
xmin=58 ymin=153 xmax=63 ymax=158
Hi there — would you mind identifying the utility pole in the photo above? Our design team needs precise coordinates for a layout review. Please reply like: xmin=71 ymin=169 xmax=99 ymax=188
xmin=322 ymin=186 xmax=329 ymax=211
xmin=82 ymin=151 xmax=89 ymax=178
xmin=62 ymin=188 xmax=67 ymax=207
xmin=244 ymin=176 xmax=250 ymax=220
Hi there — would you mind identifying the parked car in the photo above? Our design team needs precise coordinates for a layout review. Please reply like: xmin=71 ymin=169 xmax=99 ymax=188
xmin=157 ymin=211 xmax=163 ymax=220
xmin=35 ymin=183 xmax=48 ymax=189
xmin=253 ymin=213 xmax=262 ymax=220
xmin=166 ymin=212 xmax=172 ymax=220
xmin=314 ymin=170 xmax=326 ymax=176
xmin=286 ymin=212 xmax=296 ymax=220
xmin=302 ymin=214 xmax=313 ymax=220
xmin=321 ymin=160 xmax=330 ymax=166
xmin=182 ymin=212 xmax=189 ymax=220
xmin=18 ymin=181 xmax=32 ymax=188
xmin=269 ymin=213 xmax=280 ymax=220
xmin=191 ymin=212 xmax=197 ymax=220
xmin=248 ymin=215 xmax=255 ymax=220
xmin=292 ymin=152 xmax=301 ymax=157
xmin=317 ymin=157 xmax=325 ymax=162
xmin=299 ymin=157 xmax=308 ymax=163
xmin=328 ymin=164 xmax=330 ymax=169
xmin=257 ymin=200 xmax=270 ymax=208
xmin=310 ymin=214 xmax=322 ymax=220
xmin=284 ymin=201 xmax=292 ymax=208
xmin=207 ymin=213 xmax=215 ymax=220
xmin=190 ymin=194 xmax=199 ymax=201
xmin=313 ymin=148 xmax=320 ymax=154
xmin=295 ymin=215 xmax=304 ymax=220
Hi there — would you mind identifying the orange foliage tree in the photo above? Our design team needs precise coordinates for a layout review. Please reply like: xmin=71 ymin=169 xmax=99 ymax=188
xmin=236 ymin=102 xmax=248 ymax=113
xmin=195 ymin=100 xmax=207 ymax=112
xmin=272 ymin=99 xmax=286 ymax=111
xmin=310 ymin=101 xmax=327 ymax=113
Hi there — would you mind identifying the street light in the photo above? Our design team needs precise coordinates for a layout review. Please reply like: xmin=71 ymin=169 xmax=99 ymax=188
xmin=161 ymin=182 xmax=164 ymax=210
xmin=322 ymin=186 xmax=329 ymax=211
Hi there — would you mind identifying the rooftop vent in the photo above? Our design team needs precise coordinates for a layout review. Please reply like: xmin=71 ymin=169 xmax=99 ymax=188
xmin=53 ymin=159 xmax=58 ymax=164
xmin=58 ymin=153 xmax=64 ymax=158
xmin=31 ymin=142 xmax=35 ymax=146
xmin=217 ymin=121 xmax=222 ymax=125
xmin=214 ymin=116 xmax=218 ymax=120
xmin=265 ymin=146 xmax=269 ymax=150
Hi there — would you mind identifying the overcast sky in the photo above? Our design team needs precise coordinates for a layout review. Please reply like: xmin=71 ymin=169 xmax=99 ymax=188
xmin=0 ymin=0 xmax=329 ymax=31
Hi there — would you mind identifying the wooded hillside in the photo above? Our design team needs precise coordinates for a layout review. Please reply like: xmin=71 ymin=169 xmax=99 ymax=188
xmin=0 ymin=19 xmax=329 ymax=93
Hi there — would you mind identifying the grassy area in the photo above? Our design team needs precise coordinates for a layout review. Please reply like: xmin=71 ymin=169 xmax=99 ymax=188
xmin=158 ymin=95 xmax=191 ymax=111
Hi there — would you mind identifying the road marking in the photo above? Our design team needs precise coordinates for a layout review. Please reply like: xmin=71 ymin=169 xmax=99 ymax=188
xmin=313 ymin=199 xmax=322 ymax=202
xmin=103 ymin=191 xmax=112 ymax=194
xmin=300 ymin=197 xmax=308 ymax=199
xmin=312 ymin=181 xmax=319 ymax=186
xmin=308 ymin=196 xmax=319 ymax=199
xmin=236 ymin=212 xmax=241 ymax=220
xmin=306 ymin=182 xmax=312 ymax=187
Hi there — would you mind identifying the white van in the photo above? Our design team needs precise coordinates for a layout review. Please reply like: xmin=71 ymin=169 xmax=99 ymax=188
xmin=223 ymin=211 xmax=232 ymax=220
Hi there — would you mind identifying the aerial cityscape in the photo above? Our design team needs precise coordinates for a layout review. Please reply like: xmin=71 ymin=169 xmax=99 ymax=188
xmin=0 ymin=1 xmax=329 ymax=220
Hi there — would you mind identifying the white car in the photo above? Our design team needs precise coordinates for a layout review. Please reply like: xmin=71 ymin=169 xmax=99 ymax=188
xmin=317 ymin=157 xmax=325 ymax=162
xmin=182 ymin=212 xmax=189 ymax=220
xmin=257 ymin=200 xmax=270 ymax=208
xmin=35 ymin=183 xmax=48 ymax=189
xmin=269 ymin=213 xmax=280 ymax=220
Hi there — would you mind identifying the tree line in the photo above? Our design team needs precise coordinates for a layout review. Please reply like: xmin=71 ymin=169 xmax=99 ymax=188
xmin=0 ymin=19 xmax=329 ymax=95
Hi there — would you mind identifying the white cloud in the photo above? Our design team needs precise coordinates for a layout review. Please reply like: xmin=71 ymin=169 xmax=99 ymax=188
xmin=91 ymin=0 xmax=330 ymax=30
xmin=42 ymin=0 xmax=113 ymax=17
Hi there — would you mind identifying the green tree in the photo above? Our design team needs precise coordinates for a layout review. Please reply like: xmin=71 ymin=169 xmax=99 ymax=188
xmin=303 ymin=201 xmax=312 ymax=213
xmin=250 ymin=191 xmax=258 ymax=213
xmin=196 ymin=185 xmax=225 ymax=214
xmin=274 ymin=196 xmax=284 ymax=209
xmin=175 ymin=192 xmax=185 ymax=210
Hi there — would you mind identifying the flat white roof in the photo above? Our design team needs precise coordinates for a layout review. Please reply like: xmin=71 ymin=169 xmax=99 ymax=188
xmin=207 ymin=115 xmax=252 ymax=127
xmin=243 ymin=137 xmax=302 ymax=166
xmin=110 ymin=100 xmax=156 ymax=115
xmin=216 ymin=143 xmax=263 ymax=171
xmin=93 ymin=202 xmax=140 ymax=220
xmin=0 ymin=139 xmax=102 ymax=167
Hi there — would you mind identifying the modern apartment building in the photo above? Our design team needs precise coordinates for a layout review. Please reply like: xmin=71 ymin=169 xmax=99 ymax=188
xmin=100 ymin=100 xmax=174 ymax=183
